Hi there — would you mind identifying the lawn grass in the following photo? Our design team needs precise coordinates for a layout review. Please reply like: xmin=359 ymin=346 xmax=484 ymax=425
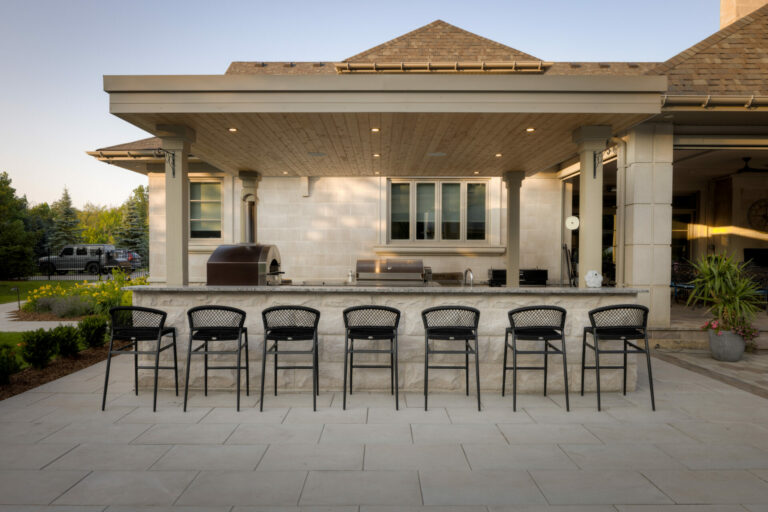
xmin=0 ymin=281 xmax=83 ymax=305
xmin=0 ymin=331 xmax=26 ymax=367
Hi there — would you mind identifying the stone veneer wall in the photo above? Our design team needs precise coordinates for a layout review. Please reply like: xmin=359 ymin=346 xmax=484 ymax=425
xmin=133 ymin=289 xmax=639 ymax=394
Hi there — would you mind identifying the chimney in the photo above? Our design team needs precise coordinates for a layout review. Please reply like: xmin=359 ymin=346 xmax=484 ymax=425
xmin=720 ymin=0 xmax=768 ymax=27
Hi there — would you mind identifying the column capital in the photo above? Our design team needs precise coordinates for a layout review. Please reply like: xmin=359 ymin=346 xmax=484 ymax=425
xmin=238 ymin=170 xmax=262 ymax=183
xmin=157 ymin=124 xmax=196 ymax=143
xmin=502 ymin=171 xmax=525 ymax=188
xmin=572 ymin=125 xmax=612 ymax=152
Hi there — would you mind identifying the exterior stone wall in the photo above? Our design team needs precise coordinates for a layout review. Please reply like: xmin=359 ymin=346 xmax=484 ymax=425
xmin=132 ymin=288 xmax=640 ymax=394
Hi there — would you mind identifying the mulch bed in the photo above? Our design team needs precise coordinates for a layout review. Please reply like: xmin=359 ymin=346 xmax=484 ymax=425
xmin=0 ymin=345 xmax=109 ymax=401
xmin=10 ymin=310 xmax=87 ymax=322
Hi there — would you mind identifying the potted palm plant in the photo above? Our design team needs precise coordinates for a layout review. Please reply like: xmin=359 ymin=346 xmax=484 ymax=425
xmin=687 ymin=254 xmax=762 ymax=362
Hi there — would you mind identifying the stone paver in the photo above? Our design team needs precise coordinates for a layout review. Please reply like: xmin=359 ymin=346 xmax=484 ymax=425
xmin=0 ymin=301 xmax=77 ymax=332
xmin=1 ymin=354 xmax=768 ymax=508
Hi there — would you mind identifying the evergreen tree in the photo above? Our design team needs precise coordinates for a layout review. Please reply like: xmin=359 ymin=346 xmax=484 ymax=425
xmin=116 ymin=186 xmax=149 ymax=263
xmin=0 ymin=172 xmax=36 ymax=278
xmin=26 ymin=203 xmax=54 ymax=258
xmin=48 ymin=188 xmax=82 ymax=252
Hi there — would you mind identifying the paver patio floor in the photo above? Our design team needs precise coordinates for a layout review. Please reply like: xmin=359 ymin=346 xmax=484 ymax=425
xmin=1 ymin=354 xmax=768 ymax=511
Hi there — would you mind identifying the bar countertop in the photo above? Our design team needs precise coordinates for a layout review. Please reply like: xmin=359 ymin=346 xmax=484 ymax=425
xmin=128 ymin=284 xmax=644 ymax=295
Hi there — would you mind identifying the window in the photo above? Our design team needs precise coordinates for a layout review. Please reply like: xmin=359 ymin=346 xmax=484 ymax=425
xmin=76 ymin=247 xmax=87 ymax=256
xmin=389 ymin=179 xmax=488 ymax=242
xmin=61 ymin=247 xmax=73 ymax=256
xmin=190 ymin=182 xmax=222 ymax=239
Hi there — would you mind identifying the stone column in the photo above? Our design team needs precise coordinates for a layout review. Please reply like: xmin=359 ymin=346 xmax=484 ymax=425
xmin=621 ymin=123 xmax=673 ymax=327
xmin=160 ymin=127 xmax=194 ymax=286
xmin=573 ymin=126 xmax=612 ymax=288
xmin=503 ymin=171 xmax=525 ymax=287
xmin=239 ymin=171 xmax=261 ymax=243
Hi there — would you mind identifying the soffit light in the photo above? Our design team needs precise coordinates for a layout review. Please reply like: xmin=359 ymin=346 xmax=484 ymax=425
xmin=282 ymin=171 xmax=288 ymax=175
xmin=374 ymin=171 xmax=380 ymax=175
xmin=228 ymin=127 xmax=238 ymax=132
xmin=373 ymin=153 xmax=381 ymax=158
xmin=526 ymin=127 xmax=535 ymax=133
xmin=473 ymin=171 xmax=480 ymax=175
xmin=495 ymin=153 xmax=502 ymax=158
xmin=371 ymin=128 xmax=380 ymax=132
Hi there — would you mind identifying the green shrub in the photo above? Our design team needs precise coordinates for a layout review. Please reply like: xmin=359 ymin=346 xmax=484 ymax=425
xmin=20 ymin=329 xmax=57 ymax=369
xmin=0 ymin=345 xmax=21 ymax=384
xmin=51 ymin=325 xmax=81 ymax=358
xmin=79 ymin=315 xmax=108 ymax=348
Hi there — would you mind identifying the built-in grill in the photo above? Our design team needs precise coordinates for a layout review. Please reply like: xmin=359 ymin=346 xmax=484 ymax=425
xmin=355 ymin=258 xmax=430 ymax=286
xmin=207 ymin=244 xmax=282 ymax=286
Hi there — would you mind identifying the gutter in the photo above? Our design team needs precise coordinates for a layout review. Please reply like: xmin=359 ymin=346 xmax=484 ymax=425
xmin=663 ymin=94 xmax=768 ymax=109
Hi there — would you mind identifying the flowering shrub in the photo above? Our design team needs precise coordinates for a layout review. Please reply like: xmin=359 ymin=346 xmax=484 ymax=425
xmin=22 ymin=271 xmax=148 ymax=317
xmin=702 ymin=318 xmax=760 ymax=351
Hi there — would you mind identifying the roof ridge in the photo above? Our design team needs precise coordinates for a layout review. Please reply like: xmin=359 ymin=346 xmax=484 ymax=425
xmin=648 ymin=3 xmax=768 ymax=76
xmin=344 ymin=19 xmax=539 ymax=62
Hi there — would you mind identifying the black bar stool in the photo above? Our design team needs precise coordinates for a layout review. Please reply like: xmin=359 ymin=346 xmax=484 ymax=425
xmin=261 ymin=306 xmax=320 ymax=411
xmin=102 ymin=306 xmax=178 ymax=412
xmin=503 ymin=306 xmax=569 ymax=411
xmin=422 ymin=305 xmax=481 ymax=411
xmin=581 ymin=304 xmax=656 ymax=411
xmin=183 ymin=306 xmax=249 ymax=412
xmin=342 ymin=305 xmax=401 ymax=410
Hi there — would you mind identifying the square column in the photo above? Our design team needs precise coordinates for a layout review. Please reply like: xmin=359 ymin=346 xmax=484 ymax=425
xmin=161 ymin=129 xmax=194 ymax=286
xmin=573 ymin=126 xmax=612 ymax=288
xmin=620 ymin=123 xmax=673 ymax=327
xmin=238 ymin=171 xmax=261 ymax=243
xmin=503 ymin=171 xmax=525 ymax=287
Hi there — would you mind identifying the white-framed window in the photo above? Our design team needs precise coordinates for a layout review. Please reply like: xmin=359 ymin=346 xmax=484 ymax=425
xmin=190 ymin=181 xmax=222 ymax=239
xmin=388 ymin=179 xmax=489 ymax=243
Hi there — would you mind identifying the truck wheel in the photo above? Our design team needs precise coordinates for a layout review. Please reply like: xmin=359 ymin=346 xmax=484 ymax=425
xmin=86 ymin=262 xmax=100 ymax=275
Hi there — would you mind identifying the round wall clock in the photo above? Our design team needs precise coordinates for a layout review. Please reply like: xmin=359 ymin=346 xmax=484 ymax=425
xmin=565 ymin=216 xmax=580 ymax=230
xmin=748 ymin=199 xmax=768 ymax=231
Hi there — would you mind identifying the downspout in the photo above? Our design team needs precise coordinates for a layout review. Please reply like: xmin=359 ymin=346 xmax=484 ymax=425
xmin=611 ymin=137 xmax=627 ymax=288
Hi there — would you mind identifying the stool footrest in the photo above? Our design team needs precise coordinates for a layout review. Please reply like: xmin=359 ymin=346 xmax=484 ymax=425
xmin=428 ymin=365 xmax=468 ymax=370
xmin=276 ymin=365 xmax=314 ymax=370
xmin=351 ymin=364 xmax=392 ymax=369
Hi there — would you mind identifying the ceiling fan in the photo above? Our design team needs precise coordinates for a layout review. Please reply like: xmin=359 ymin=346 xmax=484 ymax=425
xmin=735 ymin=157 xmax=768 ymax=173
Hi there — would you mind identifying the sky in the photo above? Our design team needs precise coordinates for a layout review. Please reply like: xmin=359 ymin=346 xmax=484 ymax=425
xmin=0 ymin=0 xmax=721 ymax=208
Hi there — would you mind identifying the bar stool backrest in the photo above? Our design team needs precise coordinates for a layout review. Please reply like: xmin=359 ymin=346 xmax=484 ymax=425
xmin=110 ymin=306 xmax=166 ymax=336
xmin=188 ymin=306 xmax=246 ymax=330
xmin=588 ymin=304 xmax=648 ymax=330
xmin=343 ymin=306 xmax=400 ymax=329
xmin=509 ymin=306 xmax=566 ymax=330
xmin=422 ymin=306 xmax=480 ymax=330
xmin=262 ymin=306 xmax=320 ymax=330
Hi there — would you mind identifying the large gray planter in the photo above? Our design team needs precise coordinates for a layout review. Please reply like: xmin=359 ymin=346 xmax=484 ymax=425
xmin=708 ymin=329 xmax=745 ymax=362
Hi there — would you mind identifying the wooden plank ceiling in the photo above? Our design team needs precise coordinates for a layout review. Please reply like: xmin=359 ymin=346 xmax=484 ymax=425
xmin=118 ymin=112 xmax=649 ymax=176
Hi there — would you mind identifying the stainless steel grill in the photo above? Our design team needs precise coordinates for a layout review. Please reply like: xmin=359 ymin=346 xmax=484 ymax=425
xmin=355 ymin=258 xmax=430 ymax=286
xmin=207 ymin=244 xmax=282 ymax=286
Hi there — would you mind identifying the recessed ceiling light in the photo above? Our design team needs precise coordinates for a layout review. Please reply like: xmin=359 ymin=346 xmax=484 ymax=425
xmin=495 ymin=153 xmax=502 ymax=158
xmin=427 ymin=152 xmax=447 ymax=157
xmin=526 ymin=127 xmax=535 ymax=133
xmin=282 ymin=171 xmax=288 ymax=175
xmin=228 ymin=127 xmax=237 ymax=132
xmin=374 ymin=171 xmax=380 ymax=175
xmin=371 ymin=128 xmax=380 ymax=132
xmin=473 ymin=171 xmax=480 ymax=175
xmin=373 ymin=153 xmax=380 ymax=158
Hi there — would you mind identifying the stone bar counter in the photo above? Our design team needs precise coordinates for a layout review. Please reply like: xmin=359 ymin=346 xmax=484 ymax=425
xmin=129 ymin=285 xmax=644 ymax=394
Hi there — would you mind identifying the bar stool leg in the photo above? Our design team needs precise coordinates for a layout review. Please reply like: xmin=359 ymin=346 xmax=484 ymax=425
xmin=244 ymin=331 xmax=250 ymax=396
xmin=153 ymin=337 xmax=161 ymax=412
xmin=512 ymin=334 xmax=518 ymax=412
xmin=390 ymin=339 xmax=394 ymax=395
xmin=273 ymin=340 xmax=278 ymax=396
xmin=314 ymin=335 xmax=319 ymax=397
xmin=172 ymin=332 xmax=179 ymax=396
xmin=204 ymin=341 xmax=209 ymax=396
xmin=622 ymin=339 xmax=628 ymax=395
xmin=312 ymin=334 xmax=318 ymax=411
xmin=259 ymin=336 xmax=267 ymax=412
xmin=465 ymin=340 xmax=470 ymax=396
xmin=644 ymin=334 xmax=656 ymax=411
xmin=394 ymin=334 xmax=399 ymax=411
xmin=102 ymin=338 xmax=115 ymax=411
xmin=342 ymin=334 xmax=349 ymax=410
xmin=474 ymin=336 xmax=481 ymax=411
xmin=236 ymin=336 xmax=242 ymax=412
xmin=133 ymin=343 xmax=138 ymax=396
xmin=349 ymin=339 xmax=354 ymax=395
xmin=580 ymin=331 xmax=587 ymax=396
xmin=502 ymin=331 xmax=508 ymax=397
xmin=424 ymin=335 xmax=429 ymax=411
xmin=594 ymin=335 xmax=602 ymax=412
xmin=561 ymin=337 xmax=570 ymax=412
xmin=183 ymin=336 xmax=193 ymax=412
xmin=543 ymin=339 xmax=549 ymax=396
